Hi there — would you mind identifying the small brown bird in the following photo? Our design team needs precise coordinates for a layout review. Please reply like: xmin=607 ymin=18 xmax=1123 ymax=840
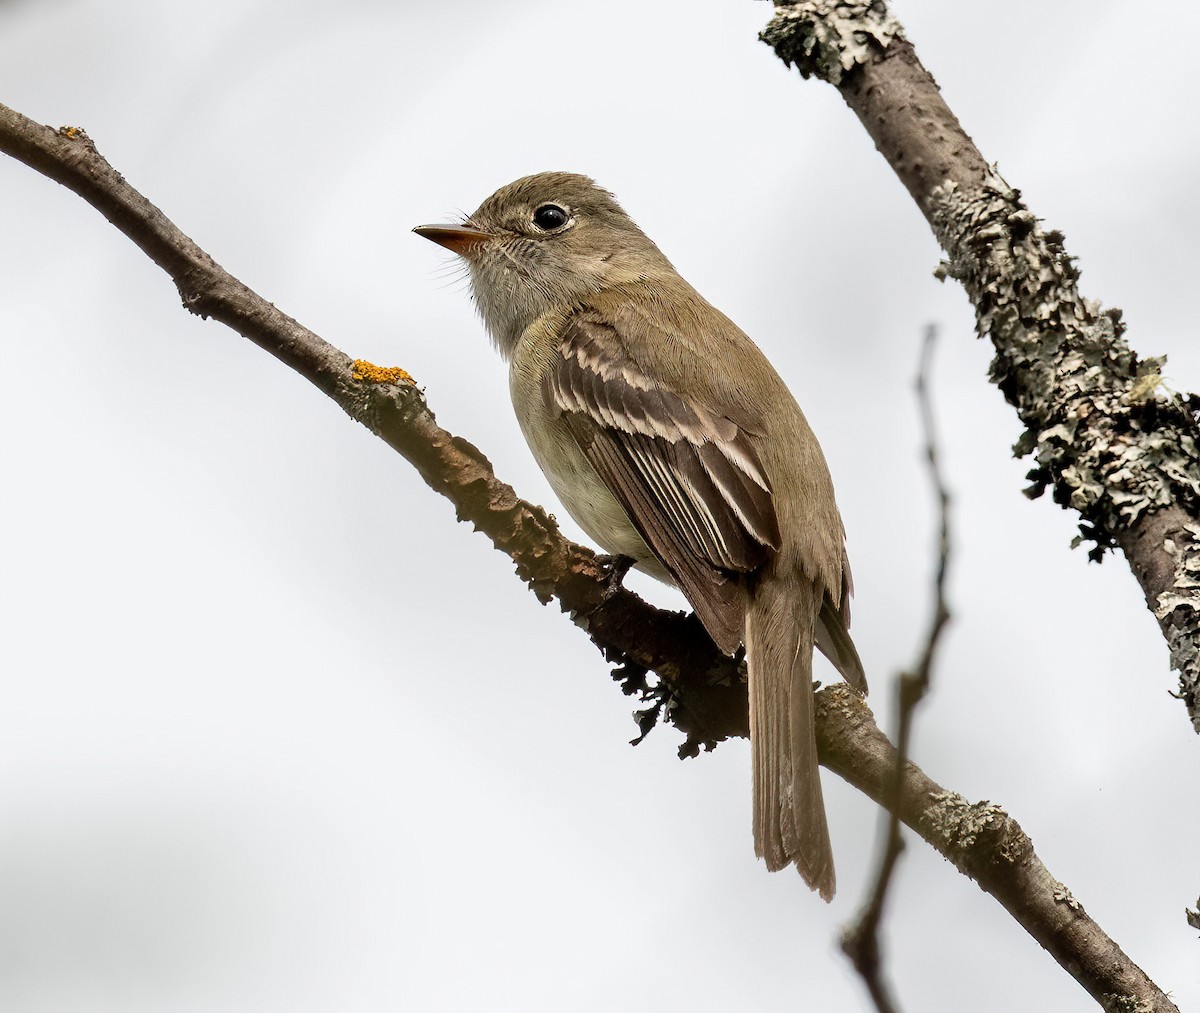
xmin=415 ymin=172 xmax=865 ymax=900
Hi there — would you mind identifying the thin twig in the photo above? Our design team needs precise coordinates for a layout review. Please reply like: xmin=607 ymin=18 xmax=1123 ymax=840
xmin=841 ymin=325 xmax=952 ymax=1012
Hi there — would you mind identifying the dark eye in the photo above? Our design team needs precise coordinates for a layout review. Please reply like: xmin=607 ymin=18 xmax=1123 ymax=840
xmin=532 ymin=203 xmax=569 ymax=231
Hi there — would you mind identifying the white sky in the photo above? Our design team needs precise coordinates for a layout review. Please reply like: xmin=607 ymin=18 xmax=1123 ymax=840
xmin=1 ymin=1 xmax=1197 ymax=1010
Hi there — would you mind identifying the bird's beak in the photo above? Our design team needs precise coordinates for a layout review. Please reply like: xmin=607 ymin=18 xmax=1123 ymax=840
xmin=412 ymin=224 xmax=493 ymax=257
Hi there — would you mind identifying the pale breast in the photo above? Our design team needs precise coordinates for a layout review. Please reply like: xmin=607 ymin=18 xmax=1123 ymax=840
xmin=507 ymin=324 xmax=668 ymax=580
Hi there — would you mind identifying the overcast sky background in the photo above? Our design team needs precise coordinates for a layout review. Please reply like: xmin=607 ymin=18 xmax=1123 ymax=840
xmin=2 ymin=1 xmax=1198 ymax=1010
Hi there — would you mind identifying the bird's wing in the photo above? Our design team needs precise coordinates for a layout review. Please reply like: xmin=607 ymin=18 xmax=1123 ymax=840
xmin=545 ymin=313 xmax=782 ymax=654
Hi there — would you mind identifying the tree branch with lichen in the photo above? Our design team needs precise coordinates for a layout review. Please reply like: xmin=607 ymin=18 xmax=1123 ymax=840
xmin=0 ymin=102 xmax=1177 ymax=1013
xmin=760 ymin=0 xmax=1200 ymax=731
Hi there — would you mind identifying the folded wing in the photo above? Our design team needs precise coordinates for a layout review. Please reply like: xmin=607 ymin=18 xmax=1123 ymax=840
xmin=545 ymin=314 xmax=781 ymax=654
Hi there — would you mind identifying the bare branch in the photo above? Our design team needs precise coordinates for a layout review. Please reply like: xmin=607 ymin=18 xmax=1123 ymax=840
xmin=760 ymin=0 xmax=1200 ymax=731
xmin=841 ymin=326 xmax=952 ymax=1013
xmin=0 ymin=103 xmax=1176 ymax=1012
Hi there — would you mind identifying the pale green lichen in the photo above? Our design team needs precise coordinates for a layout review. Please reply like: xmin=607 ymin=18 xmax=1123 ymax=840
xmin=929 ymin=171 xmax=1200 ymax=538
xmin=1127 ymin=356 xmax=1167 ymax=405
xmin=1101 ymin=995 xmax=1155 ymax=1013
xmin=1052 ymin=881 xmax=1083 ymax=912
xmin=1154 ymin=525 xmax=1200 ymax=619
xmin=1158 ymin=524 xmax=1200 ymax=730
xmin=929 ymin=171 xmax=1200 ymax=729
xmin=926 ymin=792 xmax=1013 ymax=856
xmin=758 ymin=0 xmax=902 ymax=85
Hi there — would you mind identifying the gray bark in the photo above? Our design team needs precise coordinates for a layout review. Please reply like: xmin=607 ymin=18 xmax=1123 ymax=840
xmin=761 ymin=0 xmax=1200 ymax=732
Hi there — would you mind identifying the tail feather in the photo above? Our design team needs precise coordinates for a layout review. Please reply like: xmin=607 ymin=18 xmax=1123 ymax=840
xmin=816 ymin=597 xmax=868 ymax=694
xmin=745 ymin=578 xmax=835 ymax=901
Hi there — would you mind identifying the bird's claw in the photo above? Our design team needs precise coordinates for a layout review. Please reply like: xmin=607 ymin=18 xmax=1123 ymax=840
xmin=595 ymin=553 xmax=636 ymax=601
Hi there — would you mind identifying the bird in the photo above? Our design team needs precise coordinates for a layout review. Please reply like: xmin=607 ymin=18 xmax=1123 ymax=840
xmin=414 ymin=172 xmax=865 ymax=900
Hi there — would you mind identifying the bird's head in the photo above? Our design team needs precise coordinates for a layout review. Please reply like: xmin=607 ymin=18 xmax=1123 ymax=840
xmin=414 ymin=172 xmax=672 ymax=356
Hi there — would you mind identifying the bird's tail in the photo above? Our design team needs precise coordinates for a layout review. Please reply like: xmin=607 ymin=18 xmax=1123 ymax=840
xmin=745 ymin=578 xmax=835 ymax=901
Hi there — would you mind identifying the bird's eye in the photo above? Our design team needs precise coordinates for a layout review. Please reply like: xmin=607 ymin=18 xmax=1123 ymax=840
xmin=532 ymin=203 xmax=569 ymax=231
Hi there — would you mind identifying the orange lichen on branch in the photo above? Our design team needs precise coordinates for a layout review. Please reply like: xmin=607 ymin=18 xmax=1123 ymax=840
xmin=352 ymin=359 xmax=414 ymax=385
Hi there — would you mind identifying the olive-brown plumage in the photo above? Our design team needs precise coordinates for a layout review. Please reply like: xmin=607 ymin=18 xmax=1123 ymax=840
xmin=415 ymin=172 xmax=865 ymax=899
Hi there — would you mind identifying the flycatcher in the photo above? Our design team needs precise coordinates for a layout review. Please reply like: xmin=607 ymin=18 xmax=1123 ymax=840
xmin=415 ymin=172 xmax=865 ymax=900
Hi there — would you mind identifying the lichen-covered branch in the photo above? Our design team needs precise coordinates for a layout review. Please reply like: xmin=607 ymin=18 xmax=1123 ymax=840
xmin=0 ymin=102 xmax=1175 ymax=1013
xmin=758 ymin=0 xmax=900 ymax=86
xmin=818 ymin=687 xmax=1175 ymax=1013
xmin=760 ymin=1 xmax=1200 ymax=731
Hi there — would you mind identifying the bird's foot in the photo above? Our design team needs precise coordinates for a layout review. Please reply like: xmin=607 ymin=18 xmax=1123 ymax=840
xmin=595 ymin=553 xmax=636 ymax=601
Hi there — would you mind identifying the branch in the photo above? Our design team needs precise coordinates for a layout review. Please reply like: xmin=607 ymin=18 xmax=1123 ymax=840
xmin=842 ymin=326 xmax=952 ymax=1013
xmin=818 ymin=686 xmax=1175 ymax=1013
xmin=0 ymin=103 xmax=1176 ymax=1013
xmin=760 ymin=0 xmax=1200 ymax=731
